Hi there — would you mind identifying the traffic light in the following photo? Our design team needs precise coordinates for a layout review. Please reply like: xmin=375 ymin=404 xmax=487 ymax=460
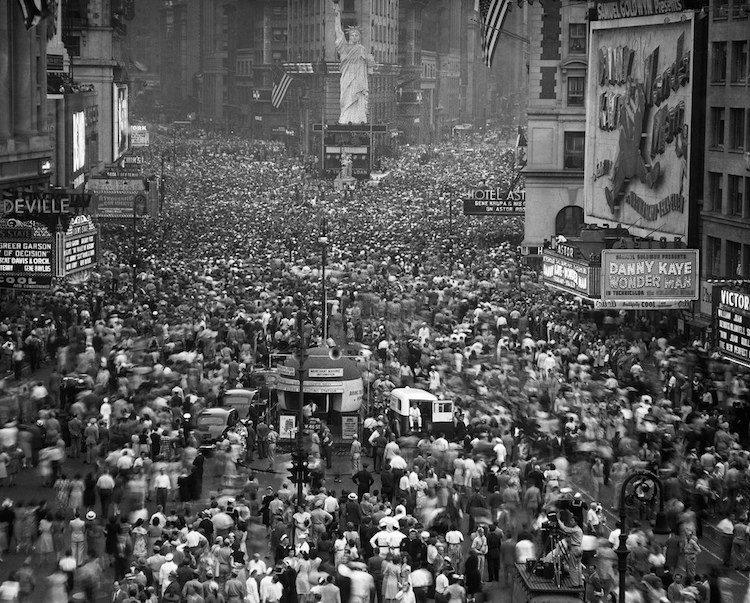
xmin=289 ymin=450 xmax=310 ymax=484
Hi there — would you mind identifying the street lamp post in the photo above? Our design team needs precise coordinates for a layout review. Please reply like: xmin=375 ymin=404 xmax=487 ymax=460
xmin=616 ymin=470 xmax=671 ymax=603
xmin=319 ymin=218 xmax=329 ymax=342
xmin=295 ymin=328 xmax=308 ymax=506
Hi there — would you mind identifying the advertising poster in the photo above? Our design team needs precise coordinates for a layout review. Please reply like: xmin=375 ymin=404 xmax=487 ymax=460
xmin=113 ymin=84 xmax=129 ymax=160
xmin=87 ymin=177 xmax=147 ymax=220
xmin=716 ymin=289 xmax=750 ymax=368
xmin=341 ymin=416 xmax=359 ymax=441
xmin=585 ymin=11 xmax=697 ymax=240
xmin=542 ymin=251 xmax=600 ymax=298
xmin=0 ymin=219 xmax=54 ymax=291
xmin=60 ymin=216 xmax=97 ymax=278
xmin=599 ymin=249 xmax=699 ymax=308
xmin=279 ymin=414 xmax=297 ymax=439
xmin=72 ymin=111 xmax=86 ymax=174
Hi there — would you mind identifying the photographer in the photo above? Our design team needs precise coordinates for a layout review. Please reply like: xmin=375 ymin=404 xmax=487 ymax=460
xmin=557 ymin=509 xmax=583 ymax=587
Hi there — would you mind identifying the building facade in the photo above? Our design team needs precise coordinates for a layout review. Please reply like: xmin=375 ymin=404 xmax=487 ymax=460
xmin=0 ymin=0 xmax=54 ymax=192
xmin=702 ymin=0 xmax=750 ymax=281
xmin=522 ymin=0 xmax=590 ymax=260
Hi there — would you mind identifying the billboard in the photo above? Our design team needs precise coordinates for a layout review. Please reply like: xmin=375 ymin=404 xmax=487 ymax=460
xmin=0 ymin=219 xmax=54 ymax=291
xmin=113 ymin=84 xmax=129 ymax=160
xmin=599 ymin=249 xmax=698 ymax=308
xmin=542 ymin=251 xmax=601 ymax=298
xmin=58 ymin=216 xmax=97 ymax=278
xmin=72 ymin=111 xmax=86 ymax=173
xmin=584 ymin=11 xmax=697 ymax=240
xmin=130 ymin=125 xmax=149 ymax=147
xmin=716 ymin=289 xmax=750 ymax=368
xmin=87 ymin=177 xmax=147 ymax=220
xmin=463 ymin=190 xmax=525 ymax=216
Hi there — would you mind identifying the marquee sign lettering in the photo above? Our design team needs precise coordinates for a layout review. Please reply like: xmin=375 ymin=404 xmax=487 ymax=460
xmin=596 ymin=0 xmax=685 ymax=20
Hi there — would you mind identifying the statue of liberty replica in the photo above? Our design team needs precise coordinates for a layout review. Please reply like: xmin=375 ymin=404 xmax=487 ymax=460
xmin=332 ymin=0 xmax=375 ymax=125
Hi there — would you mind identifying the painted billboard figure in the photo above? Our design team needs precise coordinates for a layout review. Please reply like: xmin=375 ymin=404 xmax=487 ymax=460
xmin=604 ymin=84 xmax=662 ymax=214
xmin=332 ymin=1 xmax=375 ymax=125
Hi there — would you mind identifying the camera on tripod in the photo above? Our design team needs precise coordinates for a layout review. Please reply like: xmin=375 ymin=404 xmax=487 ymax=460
xmin=541 ymin=511 xmax=561 ymax=534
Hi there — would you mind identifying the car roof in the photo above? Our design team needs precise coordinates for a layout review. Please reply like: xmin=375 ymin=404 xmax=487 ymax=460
xmin=198 ymin=408 xmax=235 ymax=416
xmin=224 ymin=389 xmax=258 ymax=397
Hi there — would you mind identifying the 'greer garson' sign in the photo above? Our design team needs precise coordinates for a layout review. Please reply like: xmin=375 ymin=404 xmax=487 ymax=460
xmin=596 ymin=0 xmax=685 ymax=20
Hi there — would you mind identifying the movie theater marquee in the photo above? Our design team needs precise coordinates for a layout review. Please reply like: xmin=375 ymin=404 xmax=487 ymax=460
xmin=584 ymin=8 xmax=697 ymax=241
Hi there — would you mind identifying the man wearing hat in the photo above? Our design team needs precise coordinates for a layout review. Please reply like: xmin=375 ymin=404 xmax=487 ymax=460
xmin=341 ymin=492 xmax=363 ymax=528
xmin=159 ymin=553 xmax=178 ymax=596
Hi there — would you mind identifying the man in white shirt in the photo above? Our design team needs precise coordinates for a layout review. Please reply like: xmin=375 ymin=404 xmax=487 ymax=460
xmin=408 ymin=404 xmax=422 ymax=434
xmin=246 ymin=569 xmax=261 ymax=603
xmin=247 ymin=553 xmax=267 ymax=577
xmin=260 ymin=575 xmax=283 ymax=603
xmin=154 ymin=468 xmax=172 ymax=510
xmin=158 ymin=553 xmax=178 ymax=596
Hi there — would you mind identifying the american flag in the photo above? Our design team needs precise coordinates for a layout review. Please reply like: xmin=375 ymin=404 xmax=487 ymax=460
xmin=478 ymin=0 xmax=511 ymax=68
xmin=15 ymin=0 xmax=52 ymax=30
xmin=271 ymin=70 xmax=294 ymax=109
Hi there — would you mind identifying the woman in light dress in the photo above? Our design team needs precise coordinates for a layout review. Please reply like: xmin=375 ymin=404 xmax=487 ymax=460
xmin=36 ymin=512 xmax=55 ymax=565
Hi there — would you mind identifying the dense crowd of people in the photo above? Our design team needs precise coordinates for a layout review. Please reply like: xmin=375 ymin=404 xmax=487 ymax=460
xmin=0 ymin=124 xmax=748 ymax=603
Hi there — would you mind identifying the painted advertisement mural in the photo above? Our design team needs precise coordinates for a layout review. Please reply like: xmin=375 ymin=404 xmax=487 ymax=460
xmin=585 ymin=11 xmax=697 ymax=240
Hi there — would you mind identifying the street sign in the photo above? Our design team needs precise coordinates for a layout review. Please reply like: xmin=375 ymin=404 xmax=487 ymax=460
xmin=122 ymin=155 xmax=144 ymax=165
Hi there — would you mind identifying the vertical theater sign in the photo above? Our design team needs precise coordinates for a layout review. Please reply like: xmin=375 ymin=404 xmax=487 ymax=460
xmin=585 ymin=1 xmax=704 ymax=242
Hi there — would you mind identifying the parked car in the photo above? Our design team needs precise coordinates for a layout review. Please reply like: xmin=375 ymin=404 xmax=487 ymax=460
xmin=221 ymin=388 xmax=262 ymax=424
xmin=193 ymin=407 xmax=240 ymax=451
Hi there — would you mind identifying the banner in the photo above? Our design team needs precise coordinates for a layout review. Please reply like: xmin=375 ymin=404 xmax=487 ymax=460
xmin=600 ymin=249 xmax=699 ymax=304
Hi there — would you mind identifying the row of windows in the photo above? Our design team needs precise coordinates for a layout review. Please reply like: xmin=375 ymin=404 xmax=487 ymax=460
xmin=706 ymin=237 xmax=750 ymax=280
xmin=711 ymin=40 xmax=748 ymax=83
xmin=707 ymin=173 xmax=750 ymax=217
xmin=422 ymin=61 xmax=437 ymax=79
xmin=709 ymin=106 xmax=749 ymax=150
xmin=713 ymin=0 xmax=750 ymax=20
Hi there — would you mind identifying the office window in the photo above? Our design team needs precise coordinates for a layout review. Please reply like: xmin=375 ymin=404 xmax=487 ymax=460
xmin=744 ymin=244 xmax=750 ymax=279
xmin=714 ymin=0 xmax=728 ymax=18
xmin=711 ymin=107 xmax=726 ymax=147
xmin=730 ymin=108 xmax=746 ymax=149
xmin=727 ymin=240 xmax=743 ymax=277
xmin=709 ymin=172 xmax=724 ymax=212
xmin=731 ymin=0 xmax=748 ymax=18
xmin=569 ymin=23 xmax=586 ymax=54
xmin=564 ymin=132 xmax=585 ymax=169
xmin=707 ymin=236 xmax=722 ymax=277
xmin=732 ymin=41 xmax=748 ymax=82
xmin=729 ymin=175 xmax=744 ymax=215
xmin=712 ymin=42 xmax=727 ymax=82
xmin=567 ymin=76 xmax=585 ymax=106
